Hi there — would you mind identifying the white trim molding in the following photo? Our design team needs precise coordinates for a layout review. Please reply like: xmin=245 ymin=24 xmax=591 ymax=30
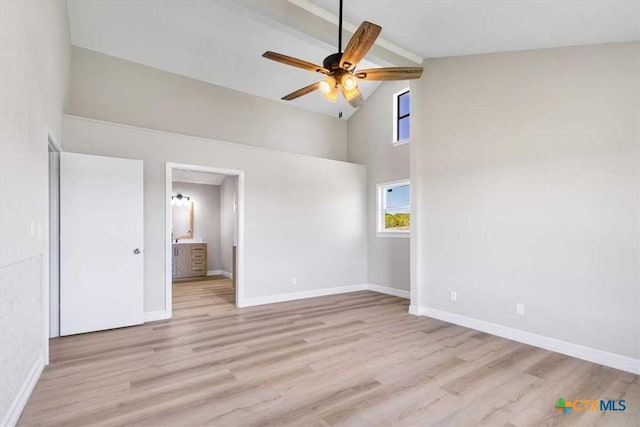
xmin=144 ymin=310 xmax=170 ymax=323
xmin=367 ymin=284 xmax=410 ymax=299
xmin=45 ymin=127 xmax=63 ymax=360
xmin=1 ymin=355 xmax=44 ymax=427
xmin=238 ymin=284 xmax=409 ymax=308
xmin=392 ymin=87 xmax=411 ymax=145
xmin=376 ymin=232 xmax=410 ymax=239
xmin=376 ymin=179 xmax=411 ymax=237
xmin=412 ymin=306 xmax=640 ymax=375
xmin=206 ymin=270 xmax=232 ymax=278
xmin=392 ymin=139 xmax=410 ymax=148
xmin=166 ymin=163 xmax=245 ymax=318
xmin=239 ymin=285 xmax=368 ymax=307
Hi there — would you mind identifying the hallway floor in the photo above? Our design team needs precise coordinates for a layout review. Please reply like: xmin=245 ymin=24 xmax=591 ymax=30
xmin=173 ymin=275 xmax=236 ymax=308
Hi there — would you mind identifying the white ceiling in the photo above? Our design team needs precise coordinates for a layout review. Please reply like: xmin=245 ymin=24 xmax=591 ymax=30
xmin=67 ymin=0 xmax=639 ymax=119
xmin=173 ymin=170 xmax=227 ymax=186
xmin=66 ymin=0 xmax=382 ymax=119
xmin=311 ymin=0 xmax=640 ymax=58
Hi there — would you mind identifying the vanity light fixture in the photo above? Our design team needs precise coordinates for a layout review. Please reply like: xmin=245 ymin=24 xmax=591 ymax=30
xmin=171 ymin=194 xmax=190 ymax=206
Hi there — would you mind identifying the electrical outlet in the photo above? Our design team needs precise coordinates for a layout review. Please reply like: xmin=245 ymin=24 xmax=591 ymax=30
xmin=450 ymin=291 xmax=457 ymax=302
xmin=292 ymin=277 xmax=297 ymax=286
xmin=516 ymin=303 xmax=525 ymax=316
xmin=29 ymin=220 xmax=35 ymax=237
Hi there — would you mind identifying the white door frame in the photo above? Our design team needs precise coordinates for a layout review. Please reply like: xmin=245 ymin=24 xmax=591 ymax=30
xmin=45 ymin=128 xmax=62 ymax=361
xmin=165 ymin=163 xmax=245 ymax=315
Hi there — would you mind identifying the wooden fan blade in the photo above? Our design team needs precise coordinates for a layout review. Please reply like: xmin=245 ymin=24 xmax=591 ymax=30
xmin=282 ymin=82 xmax=321 ymax=101
xmin=340 ymin=85 xmax=365 ymax=108
xmin=355 ymin=67 xmax=424 ymax=81
xmin=340 ymin=21 xmax=382 ymax=71
xmin=263 ymin=51 xmax=329 ymax=74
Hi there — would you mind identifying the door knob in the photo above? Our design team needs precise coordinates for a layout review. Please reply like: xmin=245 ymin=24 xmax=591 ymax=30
xmin=133 ymin=248 xmax=141 ymax=254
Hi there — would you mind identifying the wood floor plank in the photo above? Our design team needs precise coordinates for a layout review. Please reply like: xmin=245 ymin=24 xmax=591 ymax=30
xmin=18 ymin=278 xmax=638 ymax=426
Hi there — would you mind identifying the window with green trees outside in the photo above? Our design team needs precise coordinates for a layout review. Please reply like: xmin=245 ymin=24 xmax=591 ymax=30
xmin=377 ymin=180 xmax=410 ymax=235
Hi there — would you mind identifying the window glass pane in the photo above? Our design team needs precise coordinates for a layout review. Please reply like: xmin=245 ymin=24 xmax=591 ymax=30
xmin=379 ymin=182 xmax=411 ymax=232
xmin=398 ymin=91 xmax=410 ymax=117
xmin=386 ymin=185 xmax=410 ymax=209
xmin=398 ymin=116 xmax=410 ymax=140
xmin=385 ymin=211 xmax=410 ymax=230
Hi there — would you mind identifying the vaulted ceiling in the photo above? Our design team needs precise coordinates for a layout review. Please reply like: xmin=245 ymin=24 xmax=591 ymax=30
xmin=310 ymin=0 xmax=640 ymax=58
xmin=67 ymin=0 xmax=639 ymax=119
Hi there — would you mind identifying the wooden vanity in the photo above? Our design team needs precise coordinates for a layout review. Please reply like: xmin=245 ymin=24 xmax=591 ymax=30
xmin=172 ymin=243 xmax=207 ymax=279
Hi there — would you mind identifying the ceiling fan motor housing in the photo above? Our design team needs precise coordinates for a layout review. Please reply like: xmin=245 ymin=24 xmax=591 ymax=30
xmin=323 ymin=52 xmax=343 ymax=71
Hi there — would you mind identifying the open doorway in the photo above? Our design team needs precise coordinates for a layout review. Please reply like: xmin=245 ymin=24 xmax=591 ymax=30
xmin=165 ymin=163 xmax=244 ymax=317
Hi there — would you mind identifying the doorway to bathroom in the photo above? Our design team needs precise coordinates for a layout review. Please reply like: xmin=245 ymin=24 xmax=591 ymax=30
xmin=166 ymin=163 xmax=244 ymax=317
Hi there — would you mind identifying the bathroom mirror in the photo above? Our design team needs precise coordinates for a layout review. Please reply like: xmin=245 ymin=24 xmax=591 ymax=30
xmin=172 ymin=201 xmax=194 ymax=239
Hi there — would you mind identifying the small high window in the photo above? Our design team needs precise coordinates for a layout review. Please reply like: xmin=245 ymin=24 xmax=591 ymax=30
xmin=377 ymin=180 xmax=410 ymax=237
xmin=393 ymin=88 xmax=410 ymax=145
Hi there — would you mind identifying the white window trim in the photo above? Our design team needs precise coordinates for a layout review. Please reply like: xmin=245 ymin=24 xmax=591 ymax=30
xmin=377 ymin=179 xmax=411 ymax=238
xmin=392 ymin=87 xmax=411 ymax=147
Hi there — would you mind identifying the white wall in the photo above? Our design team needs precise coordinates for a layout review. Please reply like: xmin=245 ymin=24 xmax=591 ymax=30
xmin=69 ymin=47 xmax=348 ymax=162
xmin=348 ymin=81 xmax=411 ymax=292
xmin=220 ymin=176 xmax=237 ymax=275
xmin=172 ymin=182 xmax=221 ymax=271
xmin=0 ymin=0 xmax=70 ymax=424
xmin=62 ymin=116 xmax=367 ymax=311
xmin=412 ymin=42 xmax=639 ymax=360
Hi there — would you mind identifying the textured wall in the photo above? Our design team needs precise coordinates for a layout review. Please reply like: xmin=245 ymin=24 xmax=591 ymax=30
xmin=0 ymin=0 xmax=70 ymax=422
xmin=0 ymin=257 xmax=43 ymax=420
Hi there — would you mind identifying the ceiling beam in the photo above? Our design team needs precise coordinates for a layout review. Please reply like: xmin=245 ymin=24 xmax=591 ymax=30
xmin=218 ymin=0 xmax=422 ymax=67
xmin=288 ymin=0 xmax=423 ymax=64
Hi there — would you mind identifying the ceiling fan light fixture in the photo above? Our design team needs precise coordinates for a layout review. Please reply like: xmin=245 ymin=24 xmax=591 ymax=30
xmin=341 ymin=74 xmax=358 ymax=91
xmin=322 ymin=87 xmax=338 ymax=102
xmin=341 ymin=86 xmax=359 ymax=101
xmin=319 ymin=77 xmax=336 ymax=94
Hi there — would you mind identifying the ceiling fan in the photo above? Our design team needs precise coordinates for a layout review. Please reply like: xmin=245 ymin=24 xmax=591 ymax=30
xmin=262 ymin=0 xmax=423 ymax=108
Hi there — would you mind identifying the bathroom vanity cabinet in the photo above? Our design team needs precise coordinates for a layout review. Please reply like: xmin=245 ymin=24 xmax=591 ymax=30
xmin=172 ymin=243 xmax=207 ymax=279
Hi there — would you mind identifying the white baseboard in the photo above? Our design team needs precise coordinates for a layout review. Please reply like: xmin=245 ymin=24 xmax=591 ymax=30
xmin=237 ymin=283 xmax=410 ymax=308
xmin=238 ymin=284 xmax=369 ymax=307
xmin=414 ymin=306 xmax=640 ymax=375
xmin=144 ymin=310 xmax=170 ymax=323
xmin=1 ymin=355 xmax=44 ymax=427
xmin=367 ymin=284 xmax=410 ymax=299
xmin=207 ymin=270 xmax=232 ymax=278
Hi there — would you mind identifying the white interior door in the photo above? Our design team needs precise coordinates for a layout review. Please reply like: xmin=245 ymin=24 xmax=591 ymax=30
xmin=60 ymin=152 xmax=144 ymax=336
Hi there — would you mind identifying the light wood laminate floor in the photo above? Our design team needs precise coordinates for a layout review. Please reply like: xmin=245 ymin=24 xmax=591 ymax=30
xmin=20 ymin=278 xmax=638 ymax=426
